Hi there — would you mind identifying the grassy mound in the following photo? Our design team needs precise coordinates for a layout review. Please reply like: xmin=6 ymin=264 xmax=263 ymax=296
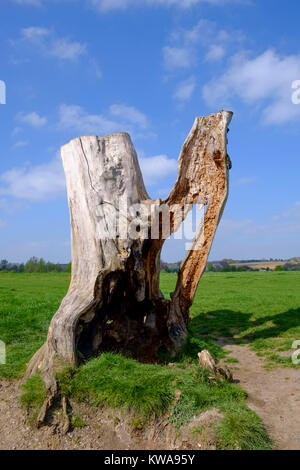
xmin=52 ymin=353 xmax=272 ymax=450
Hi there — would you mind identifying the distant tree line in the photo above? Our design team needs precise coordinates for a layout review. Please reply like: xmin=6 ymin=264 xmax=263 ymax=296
xmin=0 ymin=258 xmax=72 ymax=273
xmin=276 ymin=262 xmax=300 ymax=272
xmin=206 ymin=261 xmax=256 ymax=272
xmin=160 ymin=260 xmax=181 ymax=273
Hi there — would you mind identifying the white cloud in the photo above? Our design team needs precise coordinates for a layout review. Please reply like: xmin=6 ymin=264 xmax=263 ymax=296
xmin=21 ymin=27 xmax=50 ymax=40
xmin=203 ymin=49 xmax=300 ymax=124
xmin=181 ymin=18 xmax=217 ymax=44
xmin=233 ymin=176 xmax=257 ymax=186
xmin=163 ymin=18 xmax=244 ymax=72
xmin=50 ymin=38 xmax=86 ymax=60
xmin=0 ymin=152 xmax=176 ymax=203
xmin=0 ymin=155 xmax=65 ymax=201
xmin=110 ymin=104 xmax=148 ymax=129
xmin=0 ymin=198 xmax=27 ymax=214
xmin=174 ymin=76 xmax=196 ymax=101
xmin=89 ymin=58 xmax=103 ymax=79
xmin=139 ymin=154 xmax=177 ymax=185
xmin=219 ymin=201 xmax=300 ymax=239
xmin=12 ymin=127 xmax=23 ymax=137
xmin=12 ymin=140 xmax=29 ymax=149
xmin=91 ymin=0 xmax=246 ymax=13
xmin=58 ymin=104 xmax=123 ymax=135
xmin=19 ymin=26 xmax=86 ymax=62
xmin=57 ymin=103 xmax=150 ymax=137
xmin=163 ymin=46 xmax=193 ymax=69
xmin=205 ymin=44 xmax=226 ymax=62
xmin=276 ymin=201 xmax=300 ymax=220
xmin=17 ymin=111 xmax=47 ymax=128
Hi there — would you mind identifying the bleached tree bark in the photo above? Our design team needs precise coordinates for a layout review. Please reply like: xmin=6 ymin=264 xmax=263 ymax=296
xmin=25 ymin=110 xmax=233 ymax=402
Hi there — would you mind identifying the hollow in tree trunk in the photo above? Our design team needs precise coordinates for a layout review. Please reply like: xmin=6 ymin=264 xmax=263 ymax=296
xmin=25 ymin=110 xmax=233 ymax=399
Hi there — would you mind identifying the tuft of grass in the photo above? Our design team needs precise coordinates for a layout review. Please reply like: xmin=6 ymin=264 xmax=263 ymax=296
xmin=225 ymin=357 xmax=239 ymax=364
xmin=129 ymin=418 xmax=144 ymax=430
xmin=215 ymin=404 xmax=273 ymax=450
xmin=71 ymin=413 xmax=86 ymax=429
xmin=57 ymin=353 xmax=175 ymax=419
xmin=20 ymin=374 xmax=47 ymax=425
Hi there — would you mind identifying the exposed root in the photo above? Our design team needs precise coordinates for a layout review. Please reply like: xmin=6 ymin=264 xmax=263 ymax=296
xmin=37 ymin=391 xmax=57 ymax=428
xmin=61 ymin=396 xmax=71 ymax=435
xmin=198 ymin=350 xmax=233 ymax=383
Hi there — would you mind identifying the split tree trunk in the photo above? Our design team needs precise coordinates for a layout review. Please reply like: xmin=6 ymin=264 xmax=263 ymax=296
xmin=25 ymin=110 xmax=233 ymax=394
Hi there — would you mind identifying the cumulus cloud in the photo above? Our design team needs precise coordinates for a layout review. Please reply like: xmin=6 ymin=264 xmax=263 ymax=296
xmin=218 ymin=202 xmax=300 ymax=243
xmin=163 ymin=18 xmax=244 ymax=71
xmin=21 ymin=27 xmax=49 ymax=39
xmin=90 ymin=0 xmax=246 ymax=12
xmin=274 ymin=201 xmax=300 ymax=220
xmin=139 ymin=154 xmax=177 ymax=185
xmin=174 ymin=76 xmax=196 ymax=101
xmin=233 ymin=176 xmax=257 ymax=186
xmin=12 ymin=140 xmax=29 ymax=149
xmin=109 ymin=104 xmax=148 ymax=129
xmin=203 ymin=49 xmax=300 ymax=124
xmin=49 ymin=38 xmax=86 ymax=60
xmin=19 ymin=26 xmax=86 ymax=61
xmin=14 ymin=0 xmax=248 ymax=9
xmin=163 ymin=46 xmax=193 ymax=69
xmin=57 ymin=103 xmax=150 ymax=138
xmin=0 ymin=155 xmax=65 ymax=201
xmin=17 ymin=111 xmax=47 ymax=128
xmin=205 ymin=44 xmax=226 ymax=62
xmin=57 ymin=104 xmax=120 ymax=135
xmin=0 ymin=151 xmax=176 ymax=202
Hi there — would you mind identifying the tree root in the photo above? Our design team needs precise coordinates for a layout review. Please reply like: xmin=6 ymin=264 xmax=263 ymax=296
xmin=198 ymin=350 xmax=233 ymax=383
xmin=61 ymin=396 xmax=71 ymax=435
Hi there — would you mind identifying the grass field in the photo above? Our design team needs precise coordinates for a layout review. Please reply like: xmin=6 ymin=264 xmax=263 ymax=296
xmin=1 ymin=271 xmax=300 ymax=449
xmin=1 ymin=271 xmax=299 ymax=379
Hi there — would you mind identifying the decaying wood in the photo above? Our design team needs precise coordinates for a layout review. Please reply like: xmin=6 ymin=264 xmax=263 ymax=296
xmin=24 ymin=110 xmax=233 ymax=407
xmin=198 ymin=350 xmax=233 ymax=382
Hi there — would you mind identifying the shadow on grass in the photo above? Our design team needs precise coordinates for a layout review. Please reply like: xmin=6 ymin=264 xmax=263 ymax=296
xmin=178 ymin=307 xmax=300 ymax=363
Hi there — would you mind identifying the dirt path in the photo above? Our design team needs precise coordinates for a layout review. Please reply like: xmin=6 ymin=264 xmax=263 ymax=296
xmin=224 ymin=344 xmax=300 ymax=450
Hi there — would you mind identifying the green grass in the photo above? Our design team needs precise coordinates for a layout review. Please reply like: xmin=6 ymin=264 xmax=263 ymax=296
xmin=0 ymin=273 xmax=69 ymax=379
xmin=1 ymin=271 xmax=299 ymax=379
xmin=1 ymin=271 xmax=300 ymax=449
xmin=20 ymin=373 xmax=47 ymax=425
xmin=215 ymin=403 xmax=273 ymax=450
xmin=161 ymin=271 xmax=300 ymax=368
xmin=56 ymin=352 xmax=272 ymax=449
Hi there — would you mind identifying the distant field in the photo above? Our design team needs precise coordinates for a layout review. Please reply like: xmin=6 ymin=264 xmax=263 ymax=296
xmin=230 ymin=261 xmax=286 ymax=270
xmin=0 ymin=271 xmax=300 ymax=379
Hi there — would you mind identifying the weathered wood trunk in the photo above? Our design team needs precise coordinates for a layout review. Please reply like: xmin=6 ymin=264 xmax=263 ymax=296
xmin=25 ymin=110 xmax=232 ymax=395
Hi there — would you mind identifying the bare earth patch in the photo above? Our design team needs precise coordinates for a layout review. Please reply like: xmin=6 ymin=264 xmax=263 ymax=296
xmin=0 ymin=380 xmax=221 ymax=450
xmin=224 ymin=344 xmax=300 ymax=450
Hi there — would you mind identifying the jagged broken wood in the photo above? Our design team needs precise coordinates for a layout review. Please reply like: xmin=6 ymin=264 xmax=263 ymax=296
xmin=198 ymin=350 xmax=233 ymax=383
xmin=25 ymin=110 xmax=233 ymax=408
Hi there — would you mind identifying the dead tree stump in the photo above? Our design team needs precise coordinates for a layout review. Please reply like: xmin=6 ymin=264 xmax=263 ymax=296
xmin=25 ymin=110 xmax=233 ymax=395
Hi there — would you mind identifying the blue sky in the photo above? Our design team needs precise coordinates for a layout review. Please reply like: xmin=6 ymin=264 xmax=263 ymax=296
xmin=1 ymin=0 xmax=300 ymax=263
